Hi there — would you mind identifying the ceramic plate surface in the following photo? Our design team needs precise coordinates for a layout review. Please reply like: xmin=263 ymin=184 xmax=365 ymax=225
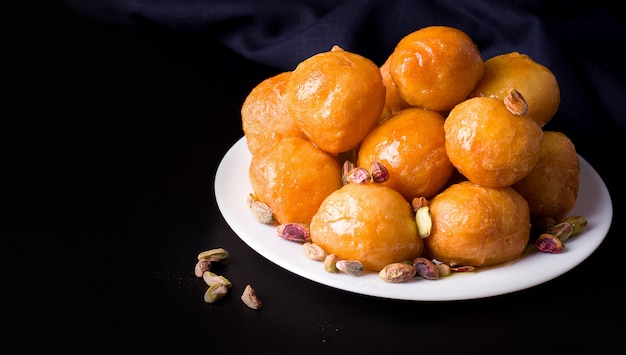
xmin=215 ymin=137 xmax=613 ymax=301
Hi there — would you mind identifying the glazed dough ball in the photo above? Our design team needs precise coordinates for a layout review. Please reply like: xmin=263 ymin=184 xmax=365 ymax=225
xmin=241 ymin=71 xmax=307 ymax=157
xmin=310 ymin=182 xmax=424 ymax=272
xmin=424 ymin=181 xmax=531 ymax=268
xmin=444 ymin=96 xmax=544 ymax=187
xmin=388 ymin=26 xmax=484 ymax=112
xmin=285 ymin=45 xmax=385 ymax=154
xmin=249 ymin=137 xmax=343 ymax=225
xmin=357 ymin=107 xmax=454 ymax=201
xmin=379 ymin=55 xmax=411 ymax=122
xmin=469 ymin=52 xmax=560 ymax=127
xmin=513 ymin=131 xmax=579 ymax=223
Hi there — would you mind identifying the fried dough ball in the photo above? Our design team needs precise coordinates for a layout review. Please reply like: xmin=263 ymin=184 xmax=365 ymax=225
xmin=513 ymin=131 xmax=579 ymax=223
xmin=379 ymin=56 xmax=410 ymax=122
xmin=310 ymin=182 xmax=424 ymax=272
xmin=424 ymin=181 xmax=531 ymax=268
xmin=241 ymin=71 xmax=308 ymax=157
xmin=388 ymin=26 xmax=484 ymax=112
xmin=444 ymin=95 xmax=544 ymax=187
xmin=357 ymin=107 xmax=454 ymax=201
xmin=469 ymin=52 xmax=560 ymax=127
xmin=249 ymin=137 xmax=343 ymax=225
xmin=285 ymin=45 xmax=385 ymax=154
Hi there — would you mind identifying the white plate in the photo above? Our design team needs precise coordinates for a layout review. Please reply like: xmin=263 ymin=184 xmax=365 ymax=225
xmin=215 ymin=137 xmax=613 ymax=301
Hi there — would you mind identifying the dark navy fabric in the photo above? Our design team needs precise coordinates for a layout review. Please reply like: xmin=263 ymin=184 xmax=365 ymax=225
xmin=60 ymin=1 xmax=621 ymax=68
xmin=61 ymin=1 xmax=626 ymax=143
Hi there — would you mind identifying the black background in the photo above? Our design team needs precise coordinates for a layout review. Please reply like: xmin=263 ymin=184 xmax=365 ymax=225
xmin=5 ymin=1 xmax=625 ymax=352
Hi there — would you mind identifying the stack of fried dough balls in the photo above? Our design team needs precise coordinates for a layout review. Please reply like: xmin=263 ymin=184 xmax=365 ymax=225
xmin=243 ymin=71 xmax=341 ymax=225
xmin=242 ymin=25 xmax=580 ymax=271
xmin=424 ymin=89 xmax=542 ymax=267
xmin=427 ymin=55 xmax=575 ymax=268
xmin=244 ymin=45 xmax=385 ymax=225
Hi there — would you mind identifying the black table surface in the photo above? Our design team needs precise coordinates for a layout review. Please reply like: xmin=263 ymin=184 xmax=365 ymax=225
xmin=6 ymin=1 xmax=625 ymax=352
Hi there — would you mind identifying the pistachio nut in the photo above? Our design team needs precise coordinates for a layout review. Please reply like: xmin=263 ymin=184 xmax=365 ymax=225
xmin=250 ymin=200 xmax=275 ymax=224
xmin=562 ymin=215 xmax=588 ymax=236
xmin=197 ymin=248 xmax=229 ymax=262
xmin=194 ymin=259 xmax=211 ymax=277
xmin=412 ymin=257 xmax=439 ymax=280
xmin=341 ymin=160 xmax=356 ymax=185
xmin=379 ymin=262 xmax=417 ymax=283
xmin=435 ymin=263 xmax=452 ymax=277
xmin=370 ymin=161 xmax=389 ymax=183
xmin=415 ymin=206 xmax=432 ymax=238
xmin=346 ymin=167 xmax=372 ymax=184
xmin=204 ymin=283 xmax=229 ymax=303
xmin=411 ymin=196 xmax=428 ymax=212
xmin=503 ymin=88 xmax=528 ymax=116
xmin=202 ymin=271 xmax=232 ymax=288
xmin=302 ymin=242 xmax=326 ymax=261
xmin=241 ymin=284 xmax=262 ymax=310
xmin=336 ymin=259 xmax=365 ymax=276
xmin=545 ymin=221 xmax=574 ymax=242
xmin=323 ymin=254 xmax=339 ymax=273
xmin=276 ymin=223 xmax=311 ymax=243
xmin=535 ymin=233 xmax=564 ymax=253
xmin=450 ymin=265 xmax=476 ymax=272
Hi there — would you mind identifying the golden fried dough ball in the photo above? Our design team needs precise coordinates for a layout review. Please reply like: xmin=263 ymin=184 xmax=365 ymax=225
xmin=310 ymin=182 xmax=424 ymax=272
xmin=388 ymin=26 xmax=484 ymax=112
xmin=249 ymin=137 xmax=343 ymax=225
xmin=513 ymin=131 xmax=579 ymax=223
xmin=469 ymin=52 xmax=560 ymax=127
xmin=241 ymin=71 xmax=308 ymax=157
xmin=424 ymin=181 xmax=531 ymax=268
xmin=379 ymin=56 xmax=410 ymax=122
xmin=357 ymin=107 xmax=454 ymax=201
xmin=285 ymin=45 xmax=386 ymax=154
xmin=444 ymin=95 xmax=544 ymax=187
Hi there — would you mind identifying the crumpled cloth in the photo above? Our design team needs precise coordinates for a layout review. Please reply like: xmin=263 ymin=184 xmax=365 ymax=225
xmin=61 ymin=0 xmax=626 ymax=138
